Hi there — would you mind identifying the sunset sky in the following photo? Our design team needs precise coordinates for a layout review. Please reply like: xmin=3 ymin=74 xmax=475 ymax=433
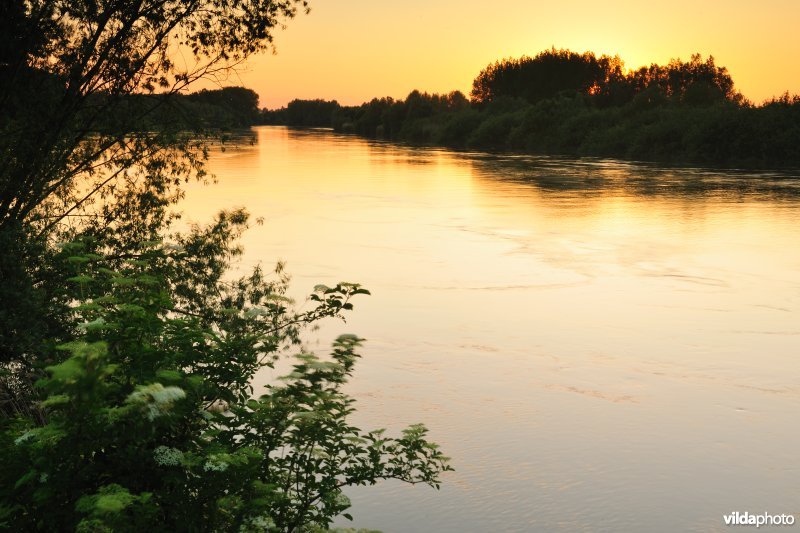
xmin=225 ymin=0 xmax=800 ymax=108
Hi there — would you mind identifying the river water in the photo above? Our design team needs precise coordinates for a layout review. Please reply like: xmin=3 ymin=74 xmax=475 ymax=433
xmin=181 ymin=126 xmax=800 ymax=532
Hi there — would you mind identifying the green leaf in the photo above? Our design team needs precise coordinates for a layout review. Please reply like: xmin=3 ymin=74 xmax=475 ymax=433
xmin=40 ymin=394 xmax=71 ymax=408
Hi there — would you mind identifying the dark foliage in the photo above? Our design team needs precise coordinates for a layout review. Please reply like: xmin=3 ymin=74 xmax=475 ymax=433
xmin=266 ymin=49 xmax=800 ymax=169
xmin=470 ymin=48 xmax=625 ymax=105
xmin=1 ymin=1 xmax=451 ymax=530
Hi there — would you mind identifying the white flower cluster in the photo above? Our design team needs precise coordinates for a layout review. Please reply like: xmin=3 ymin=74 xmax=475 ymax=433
xmin=203 ymin=455 xmax=229 ymax=472
xmin=153 ymin=445 xmax=184 ymax=467
xmin=126 ymin=383 xmax=186 ymax=420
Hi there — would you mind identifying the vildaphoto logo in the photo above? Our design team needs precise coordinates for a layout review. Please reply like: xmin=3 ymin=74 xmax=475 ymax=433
xmin=723 ymin=512 xmax=796 ymax=527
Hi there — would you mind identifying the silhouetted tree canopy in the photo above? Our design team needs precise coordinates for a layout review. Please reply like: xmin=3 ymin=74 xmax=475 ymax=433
xmin=0 ymin=0 xmax=308 ymax=233
xmin=184 ymin=87 xmax=262 ymax=126
xmin=470 ymin=48 xmax=739 ymax=107
xmin=470 ymin=48 xmax=625 ymax=104
xmin=286 ymin=98 xmax=340 ymax=127
xmin=269 ymin=49 xmax=800 ymax=169
xmin=627 ymin=53 xmax=738 ymax=104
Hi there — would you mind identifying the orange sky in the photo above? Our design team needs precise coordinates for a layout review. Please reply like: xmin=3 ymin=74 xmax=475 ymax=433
xmin=218 ymin=0 xmax=800 ymax=108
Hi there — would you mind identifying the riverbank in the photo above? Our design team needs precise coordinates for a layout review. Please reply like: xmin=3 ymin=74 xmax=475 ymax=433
xmin=263 ymin=93 xmax=800 ymax=170
xmin=261 ymin=49 xmax=800 ymax=170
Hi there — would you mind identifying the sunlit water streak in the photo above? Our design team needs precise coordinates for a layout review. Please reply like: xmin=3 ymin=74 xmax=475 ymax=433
xmin=179 ymin=126 xmax=800 ymax=532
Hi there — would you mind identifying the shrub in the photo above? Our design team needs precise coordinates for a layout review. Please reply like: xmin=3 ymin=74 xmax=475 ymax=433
xmin=0 ymin=214 xmax=451 ymax=531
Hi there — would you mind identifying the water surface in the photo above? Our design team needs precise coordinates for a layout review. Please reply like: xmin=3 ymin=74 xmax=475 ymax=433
xmin=181 ymin=127 xmax=800 ymax=532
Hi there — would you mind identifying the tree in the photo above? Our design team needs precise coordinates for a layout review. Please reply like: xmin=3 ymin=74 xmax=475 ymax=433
xmin=626 ymin=53 xmax=738 ymax=104
xmin=285 ymin=99 xmax=341 ymax=127
xmin=185 ymin=87 xmax=263 ymax=127
xmin=470 ymin=48 xmax=618 ymax=104
xmin=0 ymin=0 xmax=310 ymax=231
xmin=0 ymin=1 xmax=451 ymax=529
xmin=1 ymin=0 xmax=311 ymax=399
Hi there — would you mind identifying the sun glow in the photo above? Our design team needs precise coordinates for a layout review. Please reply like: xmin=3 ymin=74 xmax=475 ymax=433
xmin=217 ymin=0 xmax=800 ymax=108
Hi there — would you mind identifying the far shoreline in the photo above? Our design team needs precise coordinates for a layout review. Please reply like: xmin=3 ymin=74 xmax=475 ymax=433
xmin=267 ymin=124 xmax=800 ymax=176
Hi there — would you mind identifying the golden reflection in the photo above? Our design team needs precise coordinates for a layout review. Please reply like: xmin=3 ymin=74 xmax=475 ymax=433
xmin=179 ymin=127 xmax=800 ymax=531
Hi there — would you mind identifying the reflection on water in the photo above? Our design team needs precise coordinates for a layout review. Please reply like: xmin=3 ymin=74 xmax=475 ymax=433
xmin=180 ymin=127 xmax=800 ymax=532
xmin=471 ymin=153 xmax=800 ymax=201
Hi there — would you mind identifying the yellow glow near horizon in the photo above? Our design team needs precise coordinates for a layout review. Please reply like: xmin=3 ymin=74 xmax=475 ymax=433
xmin=217 ymin=0 xmax=800 ymax=108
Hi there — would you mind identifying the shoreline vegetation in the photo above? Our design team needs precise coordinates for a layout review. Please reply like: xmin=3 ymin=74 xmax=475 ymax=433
xmin=1 ymin=1 xmax=452 ymax=530
xmin=259 ymin=48 xmax=800 ymax=170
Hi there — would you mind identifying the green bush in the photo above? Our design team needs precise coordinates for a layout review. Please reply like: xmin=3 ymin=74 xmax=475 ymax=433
xmin=436 ymin=110 xmax=485 ymax=147
xmin=466 ymin=113 xmax=522 ymax=150
xmin=0 ymin=213 xmax=451 ymax=532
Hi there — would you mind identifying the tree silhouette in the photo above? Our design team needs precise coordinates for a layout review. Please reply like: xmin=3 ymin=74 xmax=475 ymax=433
xmin=0 ymin=0 xmax=308 ymax=233
xmin=0 ymin=0 xmax=309 ymax=376
xmin=627 ymin=53 xmax=739 ymax=104
xmin=471 ymin=48 xmax=622 ymax=104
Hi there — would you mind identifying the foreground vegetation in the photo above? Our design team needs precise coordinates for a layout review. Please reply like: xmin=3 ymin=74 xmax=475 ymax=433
xmin=2 ymin=223 xmax=449 ymax=531
xmin=1 ymin=1 xmax=449 ymax=530
xmin=265 ymin=49 xmax=800 ymax=169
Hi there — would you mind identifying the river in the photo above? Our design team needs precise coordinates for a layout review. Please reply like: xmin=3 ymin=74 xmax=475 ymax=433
xmin=180 ymin=126 xmax=800 ymax=532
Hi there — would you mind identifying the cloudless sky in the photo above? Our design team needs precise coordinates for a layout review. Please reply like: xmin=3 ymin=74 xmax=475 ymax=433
xmin=220 ymin=0 xmax=800 ymax=108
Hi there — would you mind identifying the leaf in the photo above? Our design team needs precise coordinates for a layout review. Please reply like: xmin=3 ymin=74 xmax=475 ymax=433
xmin=14 ymin=471 xmax=37 ymax=490
xmin=155 ymin=370 xmax=182 ymax=383
xmin=40 ymin=394 xmax=70 ymax=408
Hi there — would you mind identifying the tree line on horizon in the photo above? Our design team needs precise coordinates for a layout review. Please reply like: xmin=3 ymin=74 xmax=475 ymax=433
xmin=5 ymin=65 xmax=263 ymax=130
xmin=112 ymin=86 xmax=263 ymax=130
xmin=262 ymin=48 xmax=800 ymax=168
